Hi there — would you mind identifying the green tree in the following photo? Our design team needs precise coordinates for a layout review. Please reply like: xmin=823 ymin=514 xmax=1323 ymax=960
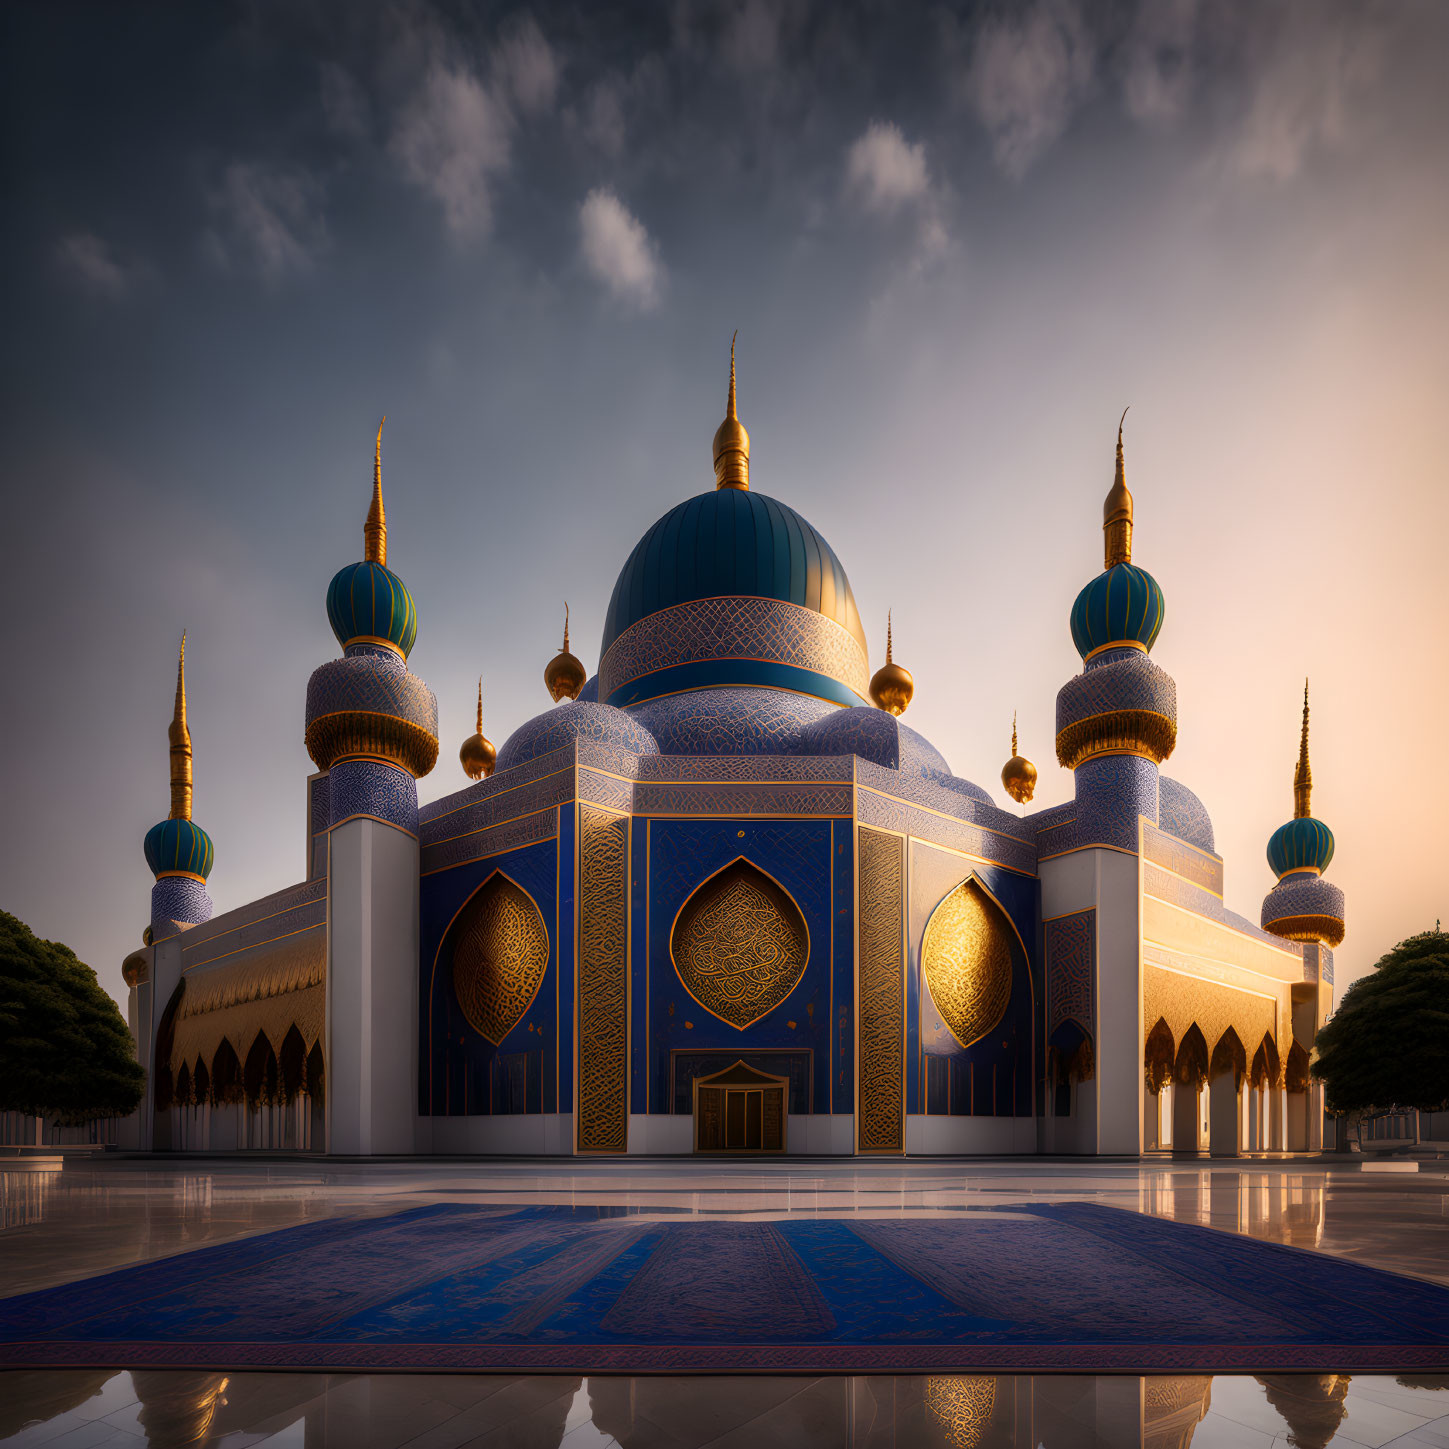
xmin=0 ymin=910 xmax=144 ymax=1122
xmin=1312 ymin=927 xmax=1449 ymax=1115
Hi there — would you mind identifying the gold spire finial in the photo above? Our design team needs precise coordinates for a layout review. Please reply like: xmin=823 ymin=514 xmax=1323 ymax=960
xmin=364 ymin=416 xmax=388 ymax=566
xmin=712 ymin=332 xmax=751 ymax=490
xmin=1293 ymin=678 xmax=1313 ymax=818
xmin=460 ymin=674 xmax=497 ymax=780
xmin=869 ymin=610 xmax=913 ymax=716
xmin=1104 ymin=406 xmax=1133 ymax=569
xmin=168 ymin=631 xmax=193 ymax=821
xmin=1002 ymin=708 xmax=1037 ymax=804
xmin=544 ymin=601 xmax=587 ymax=702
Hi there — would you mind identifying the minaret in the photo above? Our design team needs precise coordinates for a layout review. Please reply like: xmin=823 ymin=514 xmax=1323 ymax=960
xmin=304 ymin=419 xmax=438 ymax=1154
xmin=869 ymin=611 xmax=914 ymax=715
xmin=1046 ymin=414 xmax=1179 ymax=1156
xmin=712 ymin=332 xmax=750 ymax=490
xmin=144 ymin=632 xmax=215 ymax=938
xmin=1261 ymin=681 xmax=1345 ymax=947
xmin=544 ymin=602 xmax=586 ymax=702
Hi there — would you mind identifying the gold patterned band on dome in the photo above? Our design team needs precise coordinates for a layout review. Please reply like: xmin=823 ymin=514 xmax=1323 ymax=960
xmin=1263 ymin=913 xmax=1345 ymax=947
xmin=1055 ymin=709 xmax=1177 ymax=770
xmin=599 ymin=595 xmax=871 ymax=703
xmin=304 ymin=710 xmax=440 ymax=777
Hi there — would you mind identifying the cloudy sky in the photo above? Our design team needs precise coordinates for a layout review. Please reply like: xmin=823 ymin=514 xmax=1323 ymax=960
xmin=3 ymin=0 xmax=1446 ymax=1008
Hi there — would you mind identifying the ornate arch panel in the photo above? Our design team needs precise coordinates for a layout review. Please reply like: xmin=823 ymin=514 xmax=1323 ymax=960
xmin=921 ymin=877 xmax=1014 ymax=1051
xmin=670 ymin=857 xmax=809 ymax=1030
xmin=451 ymin=872 xmax=551 ymax=1045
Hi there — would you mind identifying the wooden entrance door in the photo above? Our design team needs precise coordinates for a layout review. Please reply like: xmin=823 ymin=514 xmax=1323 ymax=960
xmin=693 ymin=1061 xmax=788 ymax=1153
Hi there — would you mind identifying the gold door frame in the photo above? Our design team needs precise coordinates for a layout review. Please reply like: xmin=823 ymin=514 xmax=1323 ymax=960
xmin=691 ymin=1059 xmax=790 ymax=1154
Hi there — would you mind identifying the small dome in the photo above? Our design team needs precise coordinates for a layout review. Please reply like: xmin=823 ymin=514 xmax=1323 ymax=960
xmin=631 ymin=687 xmax=835 ymax=756
xmin=1069 ymin=563 xmax=1164 ymax=661
xmin=144 ymin=818 xmax=215 ymax=881
xmin=544 ymin=646 xmax=586 ymax=702
xmin=326 ymin=560 xmax=418 ymax=658
xmin=460 ymin=733 xmax=497 ymax=780
xmin=496 ymin=700 xmax=659 ymax=773
xmin=1159 ymin=777 xmax=1215 ymax=853
xmin=1002 ymin=753 xmax=1037 ymax=805
xmin=869 ymin=660 xmax=914 ymax=716
xmin=598 ymin=488 xmax=867 ymax=707
xmin=1267 ymin=816 xmax=1335 ymax=878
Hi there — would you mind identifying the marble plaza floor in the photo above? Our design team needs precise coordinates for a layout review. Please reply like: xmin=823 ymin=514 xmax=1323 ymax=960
xmin=2 ymin=1155 xmax=1447 ymax=1447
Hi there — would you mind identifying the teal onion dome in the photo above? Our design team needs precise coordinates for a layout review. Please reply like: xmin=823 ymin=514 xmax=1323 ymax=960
xmin=144 ymin=818 xmax=215 ymax=881
xmin=597 ymin=489 xmax=869 ymax=708
xmin=1267 ymin=815 xmax=1335 ymax=878
xmin=326 ymin=560 xmax=418 ymax=658
xmin=1070 ymin=563 xmax=1165 ymax=661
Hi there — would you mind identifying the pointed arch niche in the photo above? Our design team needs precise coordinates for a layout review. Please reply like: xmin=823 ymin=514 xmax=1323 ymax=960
xmin=921 ymin=877 xmax=1014 ymax=1050
xmin=670 ymin=857 xmax=809 ymax=1030
xmin=451 ymin=872 xmax=551 ymax=1045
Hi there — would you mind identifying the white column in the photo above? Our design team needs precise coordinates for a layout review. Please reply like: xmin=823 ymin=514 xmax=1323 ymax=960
xmin=326 ymin=817 xmax=420 ymax=1155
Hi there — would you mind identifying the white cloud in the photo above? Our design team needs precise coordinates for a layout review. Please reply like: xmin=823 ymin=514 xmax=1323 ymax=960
xmin=846 ymin=121 xmax=930 ymax=215
xmin=1123 ymin=0 xmax=1197 ymax=128
xmin=54 ymin=232 xmax=134 ymax=298
xmin=390 ymin=60 xmax=512 ymax=241
xmin=578 ymin=188 xmax=663 ymax=310
xmin=1228 ymin=9 xmax=1383 ymax=181
xmin=204 ymin=162 xmax=328 ymax=281
xmin=320 ymin=61 xmax=370 ymax=139
xmin=965 ymin=0 xmax=1094 ymax=179
xmin=492 ymin=14 xmax=559 ymax=116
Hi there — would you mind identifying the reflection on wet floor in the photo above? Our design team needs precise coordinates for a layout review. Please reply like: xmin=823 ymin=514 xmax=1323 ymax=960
xmin=3 ymin=1369 xmax=1449 ymax=1448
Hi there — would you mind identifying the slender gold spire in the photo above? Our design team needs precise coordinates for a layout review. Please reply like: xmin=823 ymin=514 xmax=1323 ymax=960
xmin=886 ymin=609 xmax=894 ymax=663
xmin=168 ymin=631 xmax=193 ymax=821
xmin=712 ymin=332 xmax=751 ymax=490
xmin=364 ymin=416 xmax=388 ymax=566
xmin=544 ymin=601 xmax=587 ymax=702
xmin=1002 ymin=708 xmax=1038 ymax=804
xmin=475 ymin=676 xmax=484 ymax=736
xmin=1104 ymin=406 xmax=1133 ymax=569
xmin=460 ymin=675 xmax=497 ymax=780
xmin=869 ymin=609 xmax=914 ymax=716
xmin=1293 ymin=678 xmax=1313 ymax=818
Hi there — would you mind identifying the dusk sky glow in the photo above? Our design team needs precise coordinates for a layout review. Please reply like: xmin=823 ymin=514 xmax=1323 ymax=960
xmin=3 ymin=0 xmax=1446 ymax=1007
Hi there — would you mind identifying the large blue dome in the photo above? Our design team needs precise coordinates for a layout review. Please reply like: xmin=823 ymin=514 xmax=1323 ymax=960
xmin=597 ymin=489 xmax=869 ymax=709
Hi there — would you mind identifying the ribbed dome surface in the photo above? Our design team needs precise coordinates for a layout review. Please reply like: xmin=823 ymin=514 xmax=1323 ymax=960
xmin=326 ymin=560 xmax=418 ymax=658
xmin=601 ymin=490 xmax=865 ymax=658
xmin=1267 ymin=816 xmax=1335 ymax=878
xmin=144 ymin=818 xmax=215 ymax=881
xmin=1069 ymin=563 xmax=1165 ymax=660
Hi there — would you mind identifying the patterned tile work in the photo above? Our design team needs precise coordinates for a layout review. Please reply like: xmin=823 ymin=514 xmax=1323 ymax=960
xmin=632 ymin=687 xmax=837 ymax=756
xmin=1045 ymin=910 xmax=1095 ymax=1038
xmin=856 ymin=761 xmax=1025 ymax=838
xmin=150 ymin=877 xmax=213 ymax=937
xmin=638 ymin=754 xmax=853 ymax=782
xmin=1055 ymin=652 xmax=1177 ymax=732
xmin=1157 ymin=777 xmax=1215 ymax=853
xmin=1142 ymin=821 xmax=1224 ymax=896
xmin=1066 ymin=754 xmax=1160 ymax=851
xmin=496 ymin=701 xmax=659 ymax=774
xmin=1261 ymin=873 xmax=1346 ymax=938
xmin=423 ymin=766 xmax=574 ymax=848
xmin=579 ymin=768 xmax=634 ymax=813
xmin=856 ymin=787 xmax=1037 ymax=876
xmin=857 ymin=827 xmax=905 ymax=1153
xmin=421 ymin=745 xmax=577 ymax=827
xmin=303 ymin=650 xmax=438 ymax=737
xmin=1142 ymin=962 xmax=1278 ymax=1059
xmin=577 ymin=806 xmax=629 ymax=1152
xmin=575 ymin=740 xmax=646 ymax=779
xmin=1145 ymin=864 xmax=1305 ymax=951
xmin=600 ymin=597 xmax=870 ymax=703
xmin=175 ymin=879 xmax=327 ymax=957
xmin=800 ymin=707 xmax=901 ymax=771
xmin=635 ymin=781 xmax=853 ymax=816
xmin=308 ymin=774 xmax=330 ymax=835
xmin=329 ymin=758 xmax=419 ymax=833
xmin=422 ymin=798 xmax=562 ymax=875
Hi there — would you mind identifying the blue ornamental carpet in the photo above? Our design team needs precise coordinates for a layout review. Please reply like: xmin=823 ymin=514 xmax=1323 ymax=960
xmin=1 ymin=1203 xmax=1445 ymax=1373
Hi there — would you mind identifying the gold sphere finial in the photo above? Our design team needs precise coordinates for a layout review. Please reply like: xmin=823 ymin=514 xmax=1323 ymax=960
xmin=869 ymin=609 xmax=914 ymax=715
xmin=1001 ymin=710 xmax=1038 ymax=804
xmin=712 ymin=331 xmax=750 ymax=490
xmin=460 ymin=676 xmax=497 ymax=780
xmin=1103 ymin=406 xmax=1132 ymax=569
xmin=1293 ymin=677 xmax=1313 ymax=819
xmin=168 ymin=630 xmax=193 ymax=821
xmin=544 ymin=601 xmax=587 ymax=702
xmin=365 ymin=416 xmax=388 ymax=566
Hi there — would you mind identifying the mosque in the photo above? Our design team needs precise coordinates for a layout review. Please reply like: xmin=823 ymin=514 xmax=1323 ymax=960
xmin=120 ymin=349 xmax=1345 ymax=1158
